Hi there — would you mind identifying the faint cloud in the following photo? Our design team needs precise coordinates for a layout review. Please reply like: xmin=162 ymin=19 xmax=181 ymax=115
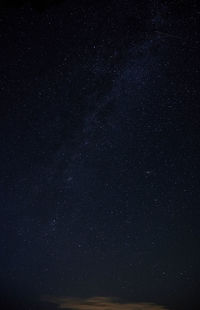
xmin=42 ymin=296 xmax=169 ymax=310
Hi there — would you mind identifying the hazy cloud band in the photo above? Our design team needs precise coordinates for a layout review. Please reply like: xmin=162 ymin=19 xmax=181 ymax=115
xmin=42 ymin=296 xmax=170 ymax=310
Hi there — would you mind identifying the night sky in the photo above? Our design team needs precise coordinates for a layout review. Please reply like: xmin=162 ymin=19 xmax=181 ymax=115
xmin=0 ymin=1 xmax=200 ymax=309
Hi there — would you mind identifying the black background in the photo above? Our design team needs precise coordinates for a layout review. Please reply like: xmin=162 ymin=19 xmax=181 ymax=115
xmin=0 ymin=1 xmax=200 ymax=309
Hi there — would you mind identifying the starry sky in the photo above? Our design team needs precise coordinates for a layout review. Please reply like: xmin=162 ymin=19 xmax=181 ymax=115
xmin=0 ymin=0 xmax=200 ymax=309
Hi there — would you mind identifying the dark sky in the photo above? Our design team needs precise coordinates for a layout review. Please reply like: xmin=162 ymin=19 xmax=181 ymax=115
xmin=0 ymin=1 xmax=200 ymax=309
